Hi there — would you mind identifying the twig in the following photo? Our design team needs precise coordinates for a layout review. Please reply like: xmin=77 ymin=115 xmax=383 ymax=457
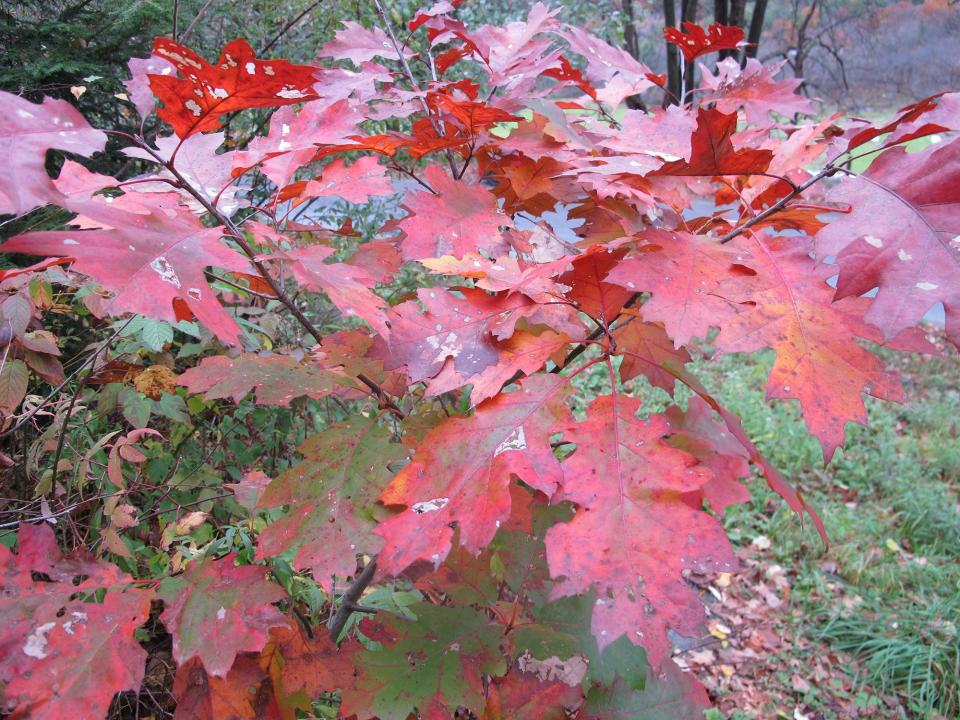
xmin=0 ymin=317 xmax=135 ymax=439
xmin=204 ymin=270 xmax=276 ymax=300
xmin=718 ymin=165 xmax=838 ymax=244
xmin=179 ymin=0 xmax=218 ymax=44
xmin=371 ymin=0 xmax=460 ymax=177
xmin=259 ymin=0 xmax=324 ymax=54
xmin=129 ymin=137 xmax=405 ymax=419
xmin=327 ymin=558 xmax=378 ymax=639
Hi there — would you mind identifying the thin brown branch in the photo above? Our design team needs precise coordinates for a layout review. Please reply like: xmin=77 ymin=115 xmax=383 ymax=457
xmin=718 ymin=165 xmax=838 ymax=244
xmin=327 ymin=557 xmax=378 ymax=639
xmin=259 ymin=0 xmax=324 ymax=55
xmin=130 ymin=138 xmax=405 ymax=418
xmin=0 ymin=317 xmax=135 ymax=440
xmin=372 ymin=0 xmax=460 ymax=177
xmin=179 ymin=0 xmax=218 ymax=43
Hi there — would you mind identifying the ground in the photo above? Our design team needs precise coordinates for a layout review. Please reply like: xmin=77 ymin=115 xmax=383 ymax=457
xmin=661 ymin=334 xmax=960 ymax=719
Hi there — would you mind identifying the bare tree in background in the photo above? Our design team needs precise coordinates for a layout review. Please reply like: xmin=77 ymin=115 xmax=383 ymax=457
xmin=629 ymin=0 xmax=770 ymax=105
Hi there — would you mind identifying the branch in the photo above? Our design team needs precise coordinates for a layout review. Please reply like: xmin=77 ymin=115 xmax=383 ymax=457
xmin=259 ymin=0 xmax=323 ymax=54
xmin=372 ymin=0 xmax=460 ymax=177
xmin=327 ymin=557 xmax=378 ymax=639
xmin=129 ymin=138 xmax=405 ymax=418
xmin=0 ymin=317 xmax=135 ymax=439
xmin=718 ymin=164 xmax=838 ymax=244
xmin=179 ymin=0 xmax=218 ymax=44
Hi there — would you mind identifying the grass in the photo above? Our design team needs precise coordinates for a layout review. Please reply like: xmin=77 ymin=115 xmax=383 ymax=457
xmin=693 ymin=341 xmax=960 ymax=718
xmin=569 ymin=336 xmax=960 ymax=717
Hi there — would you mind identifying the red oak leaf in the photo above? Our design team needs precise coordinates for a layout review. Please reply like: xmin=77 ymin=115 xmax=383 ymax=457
xmin=159 ymin=554 xmax=287 ymax=677
xmin=653 ymin=107 xmax=773 ymax=177
xmin=232 ymin=100 xmax=363 ymax=187
xmin=425 ymin=329 xmax=570 ymax=405
xmin=814 ymin=138 xmax=960 ymax=349
xmin=558 ymin=26 xmax=654 ymax=107
xmin=345 ymin=240 xmax=402 ymax=283
xmin=226 ymin=470 xmax=272 ymax=514
xmin=3 ymin=193 xmax=250 ymax=345
xmin=376 ymin=373 xmax=573 ymax=575
xmin=700 ymin=58 xmax=815 ymax=125
xmin=605 ymin=229 xmax=745 ymax=346
xmin=845 ymin=92 xmax=958 ymax=152
xmin=665 ymin=397 xmax=752 ymax=514
xmin=432 ymin=94 xmax=521 ymax=136
xmin=256 ymin=415 xmax=406 ymax=591
xmin=409 ymin=1 xmax=459 ymax=32
xmin=396 ymin=166 xmax=511 ymax=260
xmin=319 ymin=21 xmax=416 ymax=65
xmin=0 ymin=524 xmax=153 ymax=720
xmin=299 ymin=156 xmax=394 ymax=204
xmin=271 ymin=245 xmax=389 ymax=335
xmin=612 ymin=319 xmax=692 ymax=393
xmin=379 ymin=287 xmax=500 ymax=383
xmin=545 ymin=394 xmax=736 ymax=665
xmin=124 ymin=131 xmax=241 ymax=215
xmin=663 ymin=22 xmax=745 ymax=62
xmin=419 ymin=253 xmax=573 ymax=303
xmin=495 ymin=155 xmax=576 ymax=214
xmin=593 ymin=104 xmax=696 ymax=165
xmin=381 ymin=286 xmax=581 ymax=384
xmin=714 ymin=233 xmax=905 ymax=460
xmin=149 ymin=38 xmax=319 ymax=138
xmin=543 ymin=55 xmax=598 ymax=100
xmin=0 ymin=90 xmax=106 ymax=215
xmin=468 ymin=2 xmax=560 ymax=82
xmin=178 ymin=354 xmax=351 ymax=406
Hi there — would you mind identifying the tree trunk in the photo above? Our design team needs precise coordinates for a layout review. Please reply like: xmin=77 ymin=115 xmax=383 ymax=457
xmin=681 ymin=0 xmax=700 ymax=98
xmin=744 ymin=0 xmax=768 ymax=62
xmin=622 ymin=0 xmax=648 ymax=109
xmin=714 ymin=0 xmax=729 ymax=25
xmin=726 ymin=0 xmax=747 ymax=61
xmin=663 ymin=0 xmax=682 ymax=105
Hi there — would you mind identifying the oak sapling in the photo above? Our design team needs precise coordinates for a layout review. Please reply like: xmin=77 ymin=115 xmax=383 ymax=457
xmin=1 ymin=3 xmax=957 ymax=717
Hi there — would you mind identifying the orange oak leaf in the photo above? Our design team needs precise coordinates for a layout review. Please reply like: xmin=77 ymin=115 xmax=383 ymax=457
xmin=714 ymin=233 xmax=905 ymax=460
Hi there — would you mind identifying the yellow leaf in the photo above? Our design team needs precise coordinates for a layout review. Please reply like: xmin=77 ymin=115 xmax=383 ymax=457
xmin=708 ymin=619 xmax=731 ymax=639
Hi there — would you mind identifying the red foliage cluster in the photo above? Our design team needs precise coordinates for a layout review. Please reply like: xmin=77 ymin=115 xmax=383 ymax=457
xmin=1 ymin=2 xmax=957 ymax=718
